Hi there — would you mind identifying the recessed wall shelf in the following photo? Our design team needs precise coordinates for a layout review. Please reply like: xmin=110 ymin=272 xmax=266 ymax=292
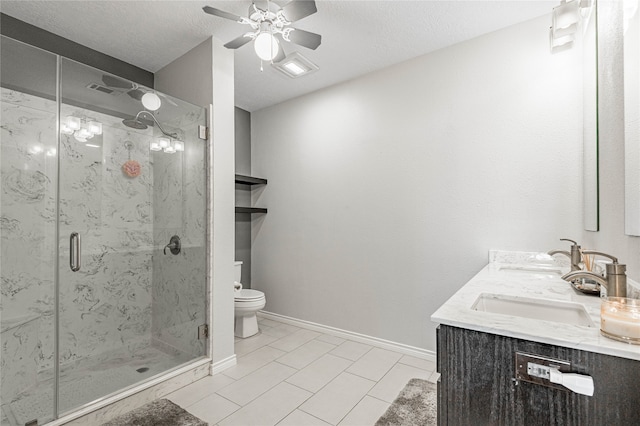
xmin=235 ymin=174 xmax=267 ymax=215
xmin=235 ymin=207 xmax=267 ymax=214
xmin=235 ymin=174 xmax=267 ymax=186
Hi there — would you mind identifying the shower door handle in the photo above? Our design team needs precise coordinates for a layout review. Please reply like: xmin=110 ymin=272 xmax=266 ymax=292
xmin=70 ymin=232 xmax=81 ymax=272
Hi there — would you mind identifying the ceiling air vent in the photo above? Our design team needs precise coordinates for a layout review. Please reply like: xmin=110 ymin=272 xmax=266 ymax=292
xmin=85 ymin=82 xmax=122 ymax=95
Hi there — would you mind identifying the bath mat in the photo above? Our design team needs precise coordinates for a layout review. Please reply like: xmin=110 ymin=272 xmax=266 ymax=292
xmin=101 ymin=399 xmax=207 ymax=426
xmin=375 ymin=378 xmax=437 ymax=426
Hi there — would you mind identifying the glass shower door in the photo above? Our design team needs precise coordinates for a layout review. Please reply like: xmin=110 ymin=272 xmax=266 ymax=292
xmin=1 ymin=36 xmax=58 ymax=426
xmin=1 ymin=39 xmax=208 ymax=424
xmin=56 ymin=58 xmax=208 ymax=415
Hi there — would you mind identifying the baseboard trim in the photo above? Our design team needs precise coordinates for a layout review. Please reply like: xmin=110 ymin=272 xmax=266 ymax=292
xmin=258 ymin=311 xmax=436 ymax=362
xmin=211 ymin=354 xmax=237 ymax=375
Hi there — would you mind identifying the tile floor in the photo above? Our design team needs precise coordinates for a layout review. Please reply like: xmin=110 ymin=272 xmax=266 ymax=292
xmin=165 ymin=316 xmax=438 ymax=426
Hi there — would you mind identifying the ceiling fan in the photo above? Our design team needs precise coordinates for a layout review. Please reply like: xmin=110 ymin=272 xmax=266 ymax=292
xmin=202 ymin=0 xmax=321 ymax=62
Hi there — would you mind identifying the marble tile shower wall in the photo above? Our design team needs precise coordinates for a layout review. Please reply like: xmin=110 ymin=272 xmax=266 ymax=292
xmin=56 ymin=101 xmax=156 ymax=365
xmin=151 ymin=109 xmax=207 ymax=358
xmin=1 ymin=88 xmax=58 ymax=403
xmin=1 ymin=87 xmax=206 ymax=403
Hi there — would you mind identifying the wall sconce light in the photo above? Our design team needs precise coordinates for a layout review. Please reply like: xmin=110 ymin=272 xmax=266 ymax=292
xmin=149 ymin=138 xmax=184 ymax=154
xmin=61 ymin=116 xmax=102 ymax=142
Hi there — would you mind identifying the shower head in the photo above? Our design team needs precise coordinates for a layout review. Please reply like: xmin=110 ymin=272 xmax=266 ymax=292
xmin=122 ymin=111 xmax=179 ymax=139
xmin=122 ymin=118 xmax=148 ymax=130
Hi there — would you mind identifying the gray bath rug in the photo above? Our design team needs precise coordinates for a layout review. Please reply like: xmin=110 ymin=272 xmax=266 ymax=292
xmin=101 ymin=399 xmax=207 ymax=426
xmin=375 ymin=378 xmax=437 ymax=426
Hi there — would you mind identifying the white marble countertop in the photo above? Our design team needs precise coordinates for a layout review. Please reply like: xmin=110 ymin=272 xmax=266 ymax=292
xmin=431 ymin=250 xmax=640 ymax=361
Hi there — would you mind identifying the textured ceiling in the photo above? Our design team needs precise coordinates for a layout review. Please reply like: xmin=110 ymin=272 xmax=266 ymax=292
xmin=1 ymin=1 xmax=556 ymax=112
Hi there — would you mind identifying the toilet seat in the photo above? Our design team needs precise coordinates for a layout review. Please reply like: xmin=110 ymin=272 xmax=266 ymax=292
xmin=235 ymin=289 xmax=265 ymax=301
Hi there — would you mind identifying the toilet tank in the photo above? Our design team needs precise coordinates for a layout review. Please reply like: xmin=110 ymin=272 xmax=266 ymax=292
xmin=234 ymin=261 xmax=243 ymax=283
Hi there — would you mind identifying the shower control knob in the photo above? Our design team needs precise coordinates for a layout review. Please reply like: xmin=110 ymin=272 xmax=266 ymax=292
xmin=164 ymin=235 xmax=181 ymax=255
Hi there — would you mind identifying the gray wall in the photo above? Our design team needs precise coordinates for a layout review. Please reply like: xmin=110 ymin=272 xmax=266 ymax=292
xmin=583 ymin=1 xmax=640 ymax=280
xmin=235 ymin=107 xmax=252 ymax=288
xmin=250 ymin=14 xmax=584 ymax=353
xmin=155 ymin=37 xmax=237 ymax=366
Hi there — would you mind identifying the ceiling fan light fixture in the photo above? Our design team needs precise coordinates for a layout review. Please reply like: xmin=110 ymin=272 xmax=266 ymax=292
xmin=254 ymin=32 xmax=280 ymax=61
xmin=141 ymin=92 xmax=162 ymax=111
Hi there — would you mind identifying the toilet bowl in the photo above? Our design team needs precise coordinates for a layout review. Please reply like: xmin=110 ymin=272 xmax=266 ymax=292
xmin=234 ymin=261 xmax=266 ymax=338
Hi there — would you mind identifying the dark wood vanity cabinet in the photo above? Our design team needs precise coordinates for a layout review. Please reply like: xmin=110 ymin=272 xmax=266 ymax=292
xmin=436 ymin=325 xmax=640 ymax=425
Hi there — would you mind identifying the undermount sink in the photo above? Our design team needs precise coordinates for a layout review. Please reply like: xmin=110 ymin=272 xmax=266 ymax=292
xmin=498 ymin=264 xmax=563 ymax=275
xmin=472 ymin=293 xmax=595 ymax=327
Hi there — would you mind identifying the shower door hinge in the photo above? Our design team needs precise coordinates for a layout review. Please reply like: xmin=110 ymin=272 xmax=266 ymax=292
xmin=198 ymin=324 xmax=209 ymax=340
xmin=198 ymin=125 xmax=209 ymax=140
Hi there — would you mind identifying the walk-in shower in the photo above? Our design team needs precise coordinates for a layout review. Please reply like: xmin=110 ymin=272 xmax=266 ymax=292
xmin=0 ymin=36 xmax=208 ymax=425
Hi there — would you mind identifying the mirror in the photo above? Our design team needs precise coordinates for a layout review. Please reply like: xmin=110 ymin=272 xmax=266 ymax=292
xmin=625 ymin=0 xmax=640 ymax=235
xmin=584 ymin=0 xmax=599 ymax=231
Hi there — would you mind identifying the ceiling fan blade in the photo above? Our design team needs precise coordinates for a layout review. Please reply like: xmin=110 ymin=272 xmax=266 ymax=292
xmin=224 ymin=34 xmax=254 ymax=49
xmin=102 ymin=74 xmax=134 ymax=90
xmin=287 ymin=28 xmax=321 ymax=50
xmin=281 ymin=0 xmax=317 ymax=22
xmin=202 ymin=6 xmax=245 ymax=22
xmin=157 ymin=92 xmax=179 ymax=107
xmin=127 ymin=89 xmax=144 ymax=101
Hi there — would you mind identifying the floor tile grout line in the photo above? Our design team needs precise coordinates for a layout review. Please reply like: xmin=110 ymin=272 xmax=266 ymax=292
xmin=214 ymin=319 xmax=420 ymax=426
xmin=218 ymin=377 xmax=316 ymax=426
xmin=343 ymin=362 xmax=397 ymax=383
xmin=327 ymin=344 xmax=374 ymax=363
xmin=334 ymin=384 xmax=379 ymax=426
xmin=396 ymin=357 xmax=437 ymax=371
xmin=213 ymin=391 xmax=242 ymax=407
xmin=365 ymin=393 xmax=393 ymax=405
xmin=214 ymin=368 xmax=299 ymax=411
xmin=283 ymin=362 xmax=356 ymax=408
xmin=274 ymin=408 xmax=330 ymax=426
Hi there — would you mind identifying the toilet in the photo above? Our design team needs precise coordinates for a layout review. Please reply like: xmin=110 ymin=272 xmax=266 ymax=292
xmin=234 ymin=261 xmax=266 ymax=338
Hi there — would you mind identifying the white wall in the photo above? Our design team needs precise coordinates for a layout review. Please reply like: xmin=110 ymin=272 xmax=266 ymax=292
xmin=235 ymin=108 xmax=253 ymax=287
xmin=583 ymin=1 xmax=640 ymax=281
xmin=155 ymin=37 xmax=236 ymax=365
xmin=251 ymin=15 xmax=584 ymax=351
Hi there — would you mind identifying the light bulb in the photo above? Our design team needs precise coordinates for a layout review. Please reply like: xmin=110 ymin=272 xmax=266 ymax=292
xmin=88 ymin=121 xmax=102 ymax=135
xmin=158 ymin=137 xmax=170 ymax=149
xmin=73 ymin=128 xmax=92 ymax=142
xmin=60 ymin=124 xmax=74 ymax=135
xmin=141 ymin=93 xmax=162 ymax=111
xmin=164 ymin=145 xmax=176 ymax=154
xmin=66 ymin=116 xmax=81 ymax=131
xmin=77 ymin=127 xmax=93 ymax=140
xmin=29 ymin=145 xmax=43 ymax=154
xmin=254 ymin=32 xmax=279 ymax=61
xmin=150 ymin=141 xmax=162 ymax=151
xmin=173 ymin=141 xmax=184 ymax=152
